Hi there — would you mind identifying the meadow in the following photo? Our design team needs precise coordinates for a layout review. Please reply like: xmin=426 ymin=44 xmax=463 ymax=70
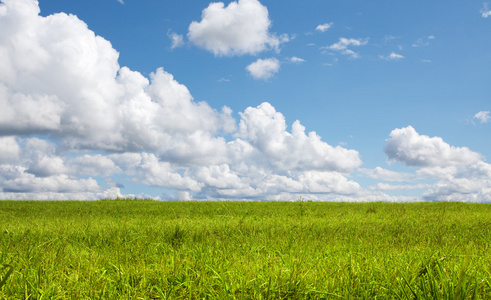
xmin=0 ymin=200 xmax=490 ymax=299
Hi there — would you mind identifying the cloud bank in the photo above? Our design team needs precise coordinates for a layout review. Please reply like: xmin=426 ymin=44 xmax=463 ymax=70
xmin=0 ymin=0 xmax=489 ymax=202
xmin=0 ymin=0 xmax=364 ymax=201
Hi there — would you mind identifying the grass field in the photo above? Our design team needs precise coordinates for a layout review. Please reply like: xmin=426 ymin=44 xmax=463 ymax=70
xmin=0 ymin=200 xmax=490 ymax=299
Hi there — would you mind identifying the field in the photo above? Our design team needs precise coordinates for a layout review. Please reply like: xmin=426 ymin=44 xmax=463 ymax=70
xmin=0 ymin=200 xmax=491 ymax=299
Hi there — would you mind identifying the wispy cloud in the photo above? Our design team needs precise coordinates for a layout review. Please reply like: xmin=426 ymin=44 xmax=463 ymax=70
xmin=168 ymin=31 xmax=185 ymax=49
xmin=474 ymin=111 xmax=490 ymax=123
xmin=322 ymin=37 xmax=369 ymax=58
xmin=412 ymin=35 xmax=435 ymax=47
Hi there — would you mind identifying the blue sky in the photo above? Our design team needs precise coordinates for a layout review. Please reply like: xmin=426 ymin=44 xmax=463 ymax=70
xmin=0 ymin=0 xmax=490 ymax=201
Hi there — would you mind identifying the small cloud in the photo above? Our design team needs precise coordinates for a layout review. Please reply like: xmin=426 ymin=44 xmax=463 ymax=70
xmin=168 ymin=31 xmax=185 ymax=49
xmin=218 ymin=77 xmax=231 ymax=82
xmin=323 ymin=37 xmax=368 ymax=58
xmin=117 ymin=0 xmax=124 ymax=4
xmin=246 ymin=58 xmax=280 ymax=80
xmin=383 ymin=35 xmax=397 ymax=42
xmin=187 ymin=0 xmax=285 ymax=56
xmin=315 ymin=22 xmax=333 ymax=32
xmin=307 ymin=43 xmax=316 ymax=46
xmin=290 ymin=56 xmax=306 ymax=63
xmin=474 ymin=111 xmax=490 ymax=123
xmin=481 ymin=3 xmax=491 ymax=17
xmin=379 ymin=52 xmax=405 ymax=61
xmin=420 ymin=59 xmax=432 ymax=63
xmin=412 ymin=35 xmax=435 ymax=47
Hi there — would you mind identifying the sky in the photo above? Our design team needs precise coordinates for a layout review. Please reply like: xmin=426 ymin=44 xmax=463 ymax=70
xmin=0 ymin=0 xmax=490 ymax=201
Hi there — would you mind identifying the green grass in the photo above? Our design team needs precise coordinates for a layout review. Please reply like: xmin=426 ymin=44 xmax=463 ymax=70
xmin=1 ymin=200 xmax=491 ymax=299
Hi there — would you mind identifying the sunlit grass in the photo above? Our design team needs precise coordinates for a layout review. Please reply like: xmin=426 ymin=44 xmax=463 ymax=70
xmin=0 ymin=200 xmax=490 ymax=299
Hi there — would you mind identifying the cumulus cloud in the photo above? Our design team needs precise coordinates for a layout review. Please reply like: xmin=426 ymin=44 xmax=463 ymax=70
xmin=481 ymin=3 xmax=491 ymax=18
xmin=474 ymin=111 xmax=490 ymax=123
xmin=5 ymin=0 xmax=489 ymax=203
xmin=376 ymin=126 xmax=491 ymax=202
xmin=187 ymin=0 xmax=284 ymax=56
xmin=0 ymin=137 xmax=20 ymax=164
xmin=315 ymin=22 xmax=333 ymax=32
xmin=323 ymin=37 xmax=368 ymax=58
xmin=0 ymin=0 xmax=368 ymax=201
xmin=384 ymin=126 xmax=482 ymax=167
xmin=246 ymin=58 xmax=280 ymax=80
xmin=379 ymin=52 xmax=404 ymax=61
xmin=237 ymin=103 xmax=362 ymax=173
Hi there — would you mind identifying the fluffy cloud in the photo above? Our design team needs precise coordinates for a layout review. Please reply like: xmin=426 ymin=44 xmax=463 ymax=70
xmin=381 ymin=126 xmax=491 ymax=202
xmin=481 ymin=3 xmax=491 ymax=18
xmin=246 ymin=58 xmax=280 ymax=80
xmin=187 ymin=0 xmax=283 ymax=56
xmin=474 ymin=111 xmax=490 ymax=123
xmin=0 ymin=137 xmax=20 ymax=164
xmin=0 ymin=0 xmax=235 ymax=153
xmin=384 ymin=126 xmax=481 ymax=167
xmin=0 ymin=0 xmax=362 ymax=201
xmin=323 ymin=37 xmax=368 ymax=58
xmin=3 ymin=0 xmax=488 ymax=203
xmin=315 ymin=22 xmax=333 ymax=32
xmin=237 ymin=103 xmax=362 ymax=173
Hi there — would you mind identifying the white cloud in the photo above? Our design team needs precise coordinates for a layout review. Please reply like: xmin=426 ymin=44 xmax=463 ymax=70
xmin=369 ymin=183 xmax=430 ymax=191
xmin=379 ymin=52 xmax=404 ymax=61
xmin=187 ymin=0 xmax=283 ymax=56
xmin=290 ymin=56 xmax=305 ymax=63
xmin=168 ymin=31 xmax=184 ymax=49
xmin=237 ymin=103 xmax=362 ymax=173
xmin=481 ymin=3 xmax=491 ymax=18
xmin=323 ymin=37 xmax=368 ymax=58
xmin=474 ymin=111 xmax=490 ymax=123
xmin=0 ymin=137 xmax=20 ymax=164
xmin=412 ymin=35 xmax=435 ymax=47
xmin=0 ymin=0 xmax=235 ymax=153
xmin=359 ymin=167 xmax=415 ymax=182
xmin=5 ymin=0 xmax=490 ymax=203
xmin=246 ymin=57 xmax=280 ymax=80
xmin=315 ymin=22 xmax=333 ymax=32
xmin=384 ymin=126 xmax=482 ymax=167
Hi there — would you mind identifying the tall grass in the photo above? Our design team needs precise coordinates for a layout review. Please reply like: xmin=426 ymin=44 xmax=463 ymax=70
xmin=0 ymin=200 xmax=490 ymax=299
